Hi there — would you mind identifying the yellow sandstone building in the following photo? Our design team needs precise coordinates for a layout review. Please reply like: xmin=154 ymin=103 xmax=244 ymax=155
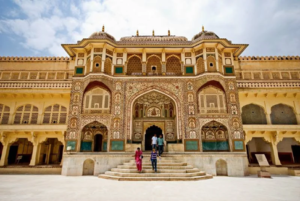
xmin=0 ymin=26 xmax=299 ymax=179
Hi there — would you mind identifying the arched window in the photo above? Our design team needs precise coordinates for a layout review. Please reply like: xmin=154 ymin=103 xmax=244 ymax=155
xmin=198 ymin=86 xmax=226 ymax=113
xmin=146 ymin=56 xmax=162 ymax=75
xmin=271 ymin=104 xmax=297 ymax=125
xmin=207 ymin=56 xmax=217 ymax=72
xmin=104 ymin=57 xmax=112 ymax=75
xmin=196 ymin=57 xmax=205 ymax=75
xmin=14 ymin=104 xmax=38 ymax=124
xmin=92 ymin=56 xmax=102 ymax=73
xmin=166 ymin=56 xmax=181 ymax=75
xmin=0 ymin=104 xmax=10 ymax=124
xmin=242 ymin=104 xmax=267 ymax=124
xmin=83 ymin=87 xmax=110 ymax=114
xmin=127 ymin=56 xmax=142 ymax=75
xmin=43 ymin=104 xmax=67 ymax=124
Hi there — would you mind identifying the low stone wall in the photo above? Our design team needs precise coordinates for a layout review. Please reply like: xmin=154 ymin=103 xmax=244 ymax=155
xmin=62 ymin=152 xmax=248 ymax=177
xmin=248 ymin=166 xmax=288 ymax=175
xmin=0 ymin=167 xmax=61 ymax=174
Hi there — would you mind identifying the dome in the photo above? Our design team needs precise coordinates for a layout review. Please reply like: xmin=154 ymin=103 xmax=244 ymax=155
xmin=89 ymin=31 xmax=116 ymax=41
xmin=192 ymin=30 xmax=219 ymax=41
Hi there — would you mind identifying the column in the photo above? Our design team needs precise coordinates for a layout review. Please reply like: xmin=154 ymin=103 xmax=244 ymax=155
xmin=90 ymin=47 xmax=94 ymax=72
xmin=0 ymin=144 xmax=10 ymax=166
xmin=215 ymin=48 xmax=219 ymax=72
xmin=192 ymin=50 xmax=197 ymax=75
xmin=270 ymin=142 xmax=281 ymax=165
xmin=83 ymin=52 xmax=88 ymax=75
xmin=112 ymin=51 xmax=116 ymax=75
xmin=203 ymin=48 xmax=207 ymax=72
xmin=162 ymin=50 xmax=166 ymax=75
xmin=101 ymin=46 xmax=106 ymax=72
xmin=142 ymin=49 xmax=146 ymax=75
xmin=123 ymin=50 xmax=127 ymax=73
xmin=29 ymin=143 xmax=40 ymax=166
xmin=264 ymin=101 xmax=272 ymax=124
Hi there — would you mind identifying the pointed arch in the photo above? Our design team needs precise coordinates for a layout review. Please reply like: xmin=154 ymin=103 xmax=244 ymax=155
xmin=43 ymin=104 xmax=67 ymax=124
xmin=127 ymin=55 xmax=142 ymax=75
xmin=242 ymin=104 xmax=267 ymax=124
xmin=14 ymin=104 xmax=38 ymax=124
xmin=166 ymin=55 xmax=181 ymax=75
xmin=104 ymin=57 xmax=112 ymax=75
xmin=0 ymin=104 xmax=10 ymax=124
xmin=146 ymin=55 xmax=162 ymax=74
xmin=92 ymin=56 xmax=102 ymax=73
xmin=196 ymin=57 xmax=205 ymax=75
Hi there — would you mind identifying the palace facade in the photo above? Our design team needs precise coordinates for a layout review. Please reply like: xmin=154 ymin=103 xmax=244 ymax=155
xmin=0 ymin=27 xmax=299 ymax=177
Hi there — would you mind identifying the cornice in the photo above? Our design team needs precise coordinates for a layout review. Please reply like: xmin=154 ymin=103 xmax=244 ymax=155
xmin=239 ymin=56 xmax=300 ymax=61
xmin=237 ymin=80 xmax=300 ymax=88
xmin=0 ymin=56 xmax=70 ymax=62
xmin=0 ymin=81 xmax=72 ymax=89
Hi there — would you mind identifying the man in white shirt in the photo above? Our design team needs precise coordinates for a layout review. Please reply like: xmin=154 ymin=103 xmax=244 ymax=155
xmin=151 ymin=134 xmax=158 ymax=150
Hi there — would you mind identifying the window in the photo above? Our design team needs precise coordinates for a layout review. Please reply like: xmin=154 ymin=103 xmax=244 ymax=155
xmin=199 ymin=86 xmax=226 ymax=113
xmin=0 ymin=104 xmax=10 ymax=124
xmin=14 ymin=104 xmax=38 ymax=124
xmin=43 ymin=104 xmax=67 ymax=124
xmin=210 ymin=63 xmax=214 ymax=67
xmin=84 ymin=87 xmax=110 ymax=114
xmin=95 ymin=63 xmax=100 ymax=67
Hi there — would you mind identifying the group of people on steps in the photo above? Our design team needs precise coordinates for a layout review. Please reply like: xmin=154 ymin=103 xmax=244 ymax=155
xmin=134 ymin=134 xmax=164 ymax=173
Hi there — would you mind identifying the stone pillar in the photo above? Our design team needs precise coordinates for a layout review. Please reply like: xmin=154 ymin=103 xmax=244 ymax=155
xmin=29 ymin=143 xmax=40 ymax=166
xmin=0 ymin=144 xmax=10 ymax=166
xmin=162 ymin=62 xmax=166 ymax=75
xmin=90 ymin=47 xmax=94 ymax=72
xmin=142 ymin=62 xmax=146 ymax=75
xmin=266 ymin=113 xmax=272 ymax=124
xmin=101 ymin=46 xmax=106 ymax=72
xmin=203 ymin=48 xmax=207 ymax=72
xmin=270 ymin=142 xmax=281 ymax=165
xmin=215 ymin=48 xmax=219 ymax=72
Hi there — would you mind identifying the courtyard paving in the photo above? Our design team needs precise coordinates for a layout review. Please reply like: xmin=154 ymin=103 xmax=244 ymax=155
xmin=0 ymin=175 xmax=299 ymax=201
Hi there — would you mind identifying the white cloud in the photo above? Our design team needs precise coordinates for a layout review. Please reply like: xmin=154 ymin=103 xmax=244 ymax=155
xmin=0 ymin=0 xmax=299 ymax=56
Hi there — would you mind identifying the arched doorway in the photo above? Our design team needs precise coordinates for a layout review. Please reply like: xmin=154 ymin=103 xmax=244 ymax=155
xmin=81 ymin=121 xmax=107 ymax=152
xmin=8 ymin=138 xmax=33 ymax=165
xmin=94 ymin=134 xmax=103 ymax=152
xmin=216 ymin=159 xmax=228 ymax=176
xmin=39 ymin=138 xmax=63 ymax=165
xmin=246 ymin=137 xmax=273 ymax=165
xmin=82 ymin=159 xmax=94 ymax=175
xmin=145 ymin=125 xmax=163 ymax=151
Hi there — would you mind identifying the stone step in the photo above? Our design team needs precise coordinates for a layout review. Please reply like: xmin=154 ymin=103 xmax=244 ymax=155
xmin=117 ymin=165 xmax=194 ymax=169
xmin=99 ymin=174 xmax=213 ymax=181
xmin=129 ymin=159 xmax=181 ymax=163
xmin=104 ymin=171 xmax=206 ymax=177
xmin=124 ymin=162 xmax=188 ymax=166
xmin=111 ymin=168 xmax=200 ymax=173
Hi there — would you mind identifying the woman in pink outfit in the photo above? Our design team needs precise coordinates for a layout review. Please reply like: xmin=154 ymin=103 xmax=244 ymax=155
xmin=135 ymin=147 xmax=143 ymax=172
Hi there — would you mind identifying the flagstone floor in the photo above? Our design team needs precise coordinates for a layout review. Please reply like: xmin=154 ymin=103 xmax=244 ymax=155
xmin=0 ymin=175 xmax=299 ymax=201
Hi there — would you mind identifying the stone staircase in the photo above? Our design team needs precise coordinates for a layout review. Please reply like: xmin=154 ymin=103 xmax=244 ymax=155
xmin=99 ymin=155 xmax=213 ymax=181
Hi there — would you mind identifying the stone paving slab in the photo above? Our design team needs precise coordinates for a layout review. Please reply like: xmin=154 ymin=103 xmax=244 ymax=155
xmin=0 ymin=175 xmax=299 ymax=201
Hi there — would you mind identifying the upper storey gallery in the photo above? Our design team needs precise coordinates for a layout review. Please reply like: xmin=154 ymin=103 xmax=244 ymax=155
xmin=62 ymin=26 xmax=248 ymax=77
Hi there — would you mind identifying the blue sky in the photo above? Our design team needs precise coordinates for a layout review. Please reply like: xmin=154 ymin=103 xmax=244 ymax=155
xmin=0 ymin=0 xmax=299 ymax=57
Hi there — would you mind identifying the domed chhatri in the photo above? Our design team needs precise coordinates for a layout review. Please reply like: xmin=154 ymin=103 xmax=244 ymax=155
xmin=89 ymin=26 xmax=116 ymax=41
xmin=192 ymin=26 xmax=219 ymax=41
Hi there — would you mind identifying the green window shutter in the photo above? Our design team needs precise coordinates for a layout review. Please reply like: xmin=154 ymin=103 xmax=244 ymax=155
xmin=225 ymin=67 xmax=233 ymax=74
xmin=76 ymin=67 xmax=83 ymax=74
xmin=186 ymin=67 xmax=193 ymax=74
xmin=115 ymin=67 xmax=123 ymax=74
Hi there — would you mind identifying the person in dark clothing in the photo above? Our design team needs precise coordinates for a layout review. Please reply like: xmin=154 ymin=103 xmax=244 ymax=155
xmin=157 ymin=134 xmax=164 ymax=157
xmin=150 ymin=148 xmax=158 ymax=172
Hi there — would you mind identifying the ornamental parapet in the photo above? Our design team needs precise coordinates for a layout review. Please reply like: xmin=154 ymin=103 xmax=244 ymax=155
xmin=237 ymin=81 xmax=300 ymax=88
xmin=0 ymin=81 xmax=72 ymax=89
xmin=239 ymin=56 xmax=300 ymax=61
xmin=0 ymin=56 xmax=70 ymax=62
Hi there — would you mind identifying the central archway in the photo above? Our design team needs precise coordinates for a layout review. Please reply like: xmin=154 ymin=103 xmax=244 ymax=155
xmin=145 ymin=125 xmax=163 ymax=150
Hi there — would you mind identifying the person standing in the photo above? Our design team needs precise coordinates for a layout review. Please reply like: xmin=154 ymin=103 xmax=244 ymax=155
xmin=151 ymin=134 xmax=158 ymax=150
xmin=157 ymin=134 xmax=164 ymax=158
xmin=135 ymin=147 xmax=143 ymax=173
xmin=150 ymin=148 xmax=158 ymax=172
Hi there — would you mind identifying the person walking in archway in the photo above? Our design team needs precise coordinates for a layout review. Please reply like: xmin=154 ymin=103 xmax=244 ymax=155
xmin=157 ymin=134 xmax=164 ymax=158
xmin=151 ymin=134 xmax=158 ymax=150
xmin=135 ymin=147 xmax=143 ymax=173
xmin=150 ymin=148 xmax=158 ymax=172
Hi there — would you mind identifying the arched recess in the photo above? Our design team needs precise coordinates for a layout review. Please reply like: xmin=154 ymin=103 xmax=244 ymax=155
xmin=86 ymin=58 xmax=91 ymax=72
xmin=246 ymin=137 xmax=273 ymax=165
xmin=207 ymin=56 xmax=217 ymax=72
xmin=216 ymin=159 xmax=228 ymax=176
xmin=132 ymin=91 xmax=176 ymax=143
xmin=166 ymin=55 xmax=181 ymax=75
xmin=8 ymin=138 xmax=33 ymax=165
xmin=127 ymin=56 xmax=142 ymax=75
xmin=201 ymin=121 xmax=229 ymax=152
xmin=92 ymin=56 xmax=102 ymax=73
xmin=14 ymin=104 xmax=38 ymax=124
xmin=242 ymin=104 xmax=267 ymax=124
xmin=43 ymin=104 xmax=67 ymax=124
xmin=81 ymin=121 xmax=108 ymax=152
xmin=196 ymin=57 xmax=205 ymax=75
xmin=145 ymin=126 xmax=163 ymax=150
xmin=270 ymin=104 xmax=297 ymax=125
xmin=0 ymin=104 xmax=10 ymax=124
xmin=127 ymin=88 xmax=182 ymax=142
xmin=82 ymin=81 xmax=111 ymax=114
xmin=39 ymin=138 xmax=64 ymax=165
xmin=146 ymin=55 xmax=162 ymax=75
xmin=104 ymin=57 xmax=112 ymax=75
xmin=277 ymin=138 xmax=300 ymax=164
xmin=82 ymin=159 xmax=95 ymax=175
xmin=197 ymin=81 xmax=227 ymax=114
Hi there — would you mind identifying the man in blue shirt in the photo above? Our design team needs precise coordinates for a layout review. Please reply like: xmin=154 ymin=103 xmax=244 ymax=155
xmin=150 ymin=148 xmax=158 ymax=172
xmin=157 ymin=134 xmax=164 ymax=157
